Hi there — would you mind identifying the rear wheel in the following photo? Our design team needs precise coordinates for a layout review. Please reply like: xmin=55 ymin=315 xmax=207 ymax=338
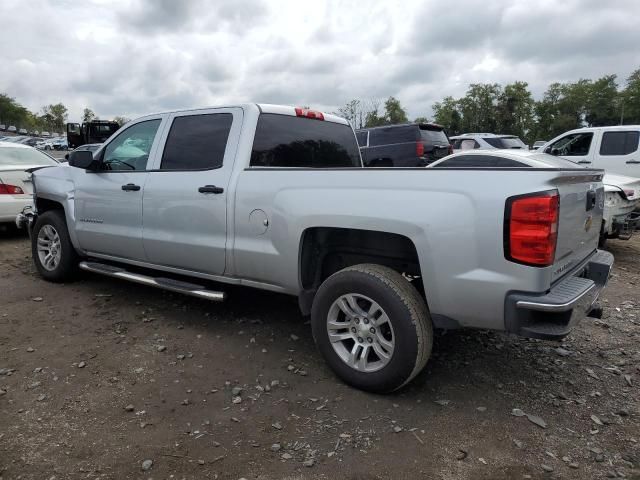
xmin=311 ymin=264 xmax=432 ymax=393
xmin=31 ymin=210 xmax=79 ymax=282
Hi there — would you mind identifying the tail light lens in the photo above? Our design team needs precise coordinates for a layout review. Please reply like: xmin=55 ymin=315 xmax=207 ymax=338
xmin=505 ymin=191 xmax=559 ymax=267
xmin=416 ymin=142 xmax=425 ymax=156
xmin=0 ymin=183 xmax=25 ymax=194
xmin=295 ymin=107 xmax=324 ymax=120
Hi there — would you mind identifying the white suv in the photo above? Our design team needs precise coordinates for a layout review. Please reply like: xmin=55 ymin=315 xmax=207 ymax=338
xmin=450 ymin=133 xmax=528 ymax=152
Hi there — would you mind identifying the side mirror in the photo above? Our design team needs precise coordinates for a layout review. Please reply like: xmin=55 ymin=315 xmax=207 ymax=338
xmin=64 ymin=153 xmax=69 ymax=160
xmin=550 ymin=148 xmax=559 ymax=156
xmin=68 ymin=150 xmax=99 ymax=170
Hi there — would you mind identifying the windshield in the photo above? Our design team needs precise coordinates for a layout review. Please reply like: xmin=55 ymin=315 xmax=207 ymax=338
xmin=420 ymin=128 xmax=449 ymax=144
xmin=0 ymin=146 xmax=59 ymax=166
xmin=483 ymin=137 xmax=527 ymax=149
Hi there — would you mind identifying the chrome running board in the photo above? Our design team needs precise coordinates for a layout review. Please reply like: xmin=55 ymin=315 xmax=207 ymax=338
xmin=79 ymin=261 xmax=225 ymax=302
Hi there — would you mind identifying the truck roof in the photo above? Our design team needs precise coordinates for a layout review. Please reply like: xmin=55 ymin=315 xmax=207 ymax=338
xmin=134 ymin=104 xmax=350 ymax=126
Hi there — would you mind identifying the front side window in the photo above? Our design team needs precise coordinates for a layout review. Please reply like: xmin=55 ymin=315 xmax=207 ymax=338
xmin=102 ymin=119 xmax=161 ymax=171
xmin=599 ymin=131 xmax=640 ymax=156
xmin=547 ymin=132 xmax=593 ymax=156
xmin=161 ymin=113 xmax=233 ymax=170
xmin=250 ymin=114 xmax=361 ymax=168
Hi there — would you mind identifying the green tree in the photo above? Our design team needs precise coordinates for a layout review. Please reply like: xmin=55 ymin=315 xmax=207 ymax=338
xmin=621 ymin=68 xmax=640 ymax=124
xmin=585 ymin=75 xmax=619 ymax=127
xmin=432 ymin=96 xmax=462 ymax=135
xmin=83 ymin=107 xmax=96 ymax=123
xmin=41 ymin=103 xmax=68 ymax=132
xmin=113 ymin=116 xmax=130 ymax=126
xmin=495 ymin=81 xmax=534 ymax=143
xmin=413 ymin=116 xmax=429 ymax=123
xmin=458 ymin=83 xmax=502 ymax=133
xmin=383 ymin=96 xmax=408 ymax=124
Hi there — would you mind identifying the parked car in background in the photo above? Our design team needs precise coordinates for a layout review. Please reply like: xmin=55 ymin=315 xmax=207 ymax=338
xmin=356 ymin=123 xmax=452 ymax=167
xmin=450 ymin=133 xmax=528 ymax=152
xmin=7 ymin=126 xmax=17 ymax=133
xmin=540 ymin=126 xmax=640 ymax=178
xmin=429 ymin=149 xmax=640 ymax=246
xmin=66 ymin=120 xmax=119 ymax=149
xmin=0 ymin=125 xmax=6 ymax=131
xmin=0 ymin=141 xmax=59 ymax=226
xmin=18 ymin=128 xmax=28 ymax=135
xmin=20 ymin=103 xmax=612 ymax=393
xmin=531 ymin=140 xmax=546 ymax=150
xmin=63 ymin=143 xmax=102 ymax=161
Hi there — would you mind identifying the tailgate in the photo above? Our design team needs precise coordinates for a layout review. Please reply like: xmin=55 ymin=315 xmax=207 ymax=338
xmin=552 ymin=174 xmax=604 ymax=282
xmin=0 ymin=168 xmax=34 ymax=194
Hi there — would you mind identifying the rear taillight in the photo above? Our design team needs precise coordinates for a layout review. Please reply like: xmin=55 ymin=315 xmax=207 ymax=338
xmin=0 ymin=184 xmax=24 ymax=194
xmin=505 ymin=191 xmax=559 ymax=267
xmin=448 ymin=144 xmax=453 ymax=155
xmin=416 ymin=142 xmax=424 ymax=156
xmin=295 ymin=107 xmax=324 ymax=120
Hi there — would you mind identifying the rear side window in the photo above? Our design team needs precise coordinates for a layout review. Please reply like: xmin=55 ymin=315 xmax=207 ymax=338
xmin=369 ymin=126 xmax=416 ymax=146
xmin=161 ymin=113 xmax=233 ymax=170
xmin=420 ymin=128 xmax=448 ymax=144
xmin=250 ymin=114 xmax=361 ymax=168
xmin=435 ymin=155 xmax=530 ymax=168
xmin=483 ymin=137 xmax=526 ymax=149
xmin=599 ymin=131 xmax=639 ymax=155
xmin=453 ymin=139 xmax=480 ymax=150
xmin=355 ymin=131 xmax=368 ymax=146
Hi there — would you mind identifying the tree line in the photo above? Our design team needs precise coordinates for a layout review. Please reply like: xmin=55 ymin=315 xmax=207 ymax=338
xmin=0 ymin=94 xmax=129 ymax=134
xmin=338 ymin=66 xmax=640 ymax=145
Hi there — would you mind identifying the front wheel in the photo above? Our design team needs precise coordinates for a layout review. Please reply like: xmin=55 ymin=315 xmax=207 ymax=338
xmin=311 ymin=264 xmax=433 ymax=393
xmin=31 ymin=210 xmax=79 ymax=282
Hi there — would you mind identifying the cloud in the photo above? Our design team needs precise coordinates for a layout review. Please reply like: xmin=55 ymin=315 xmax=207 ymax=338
xmin=0 ymin=0 xmax=638 ymax=123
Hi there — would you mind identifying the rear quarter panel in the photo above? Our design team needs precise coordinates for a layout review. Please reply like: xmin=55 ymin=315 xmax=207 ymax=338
xmin=231 ymin=168 xmax=594 ymax=330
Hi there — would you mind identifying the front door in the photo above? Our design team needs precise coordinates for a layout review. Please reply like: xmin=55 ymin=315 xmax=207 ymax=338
xmin=544 ymin=131 xmax=595 ymax=166
xmin=74 ymin=117 xmax=164 ymax=260
xmin=142 ymin=108 xmax=242 ymax=275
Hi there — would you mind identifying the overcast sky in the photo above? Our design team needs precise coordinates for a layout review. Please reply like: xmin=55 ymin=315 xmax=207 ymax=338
xmin=1 ymin=0 xmax=639 ymax=122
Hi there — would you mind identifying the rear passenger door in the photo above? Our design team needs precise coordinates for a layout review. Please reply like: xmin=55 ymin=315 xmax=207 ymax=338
xmin=595 ymin=130 xmax=640 ymax=177
xmin=142 ymin=108 xmax=243 ymax=275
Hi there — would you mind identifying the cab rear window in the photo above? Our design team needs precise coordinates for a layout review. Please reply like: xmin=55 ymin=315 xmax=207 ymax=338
xmin=250 ymin=114 xmax=361 ymax=168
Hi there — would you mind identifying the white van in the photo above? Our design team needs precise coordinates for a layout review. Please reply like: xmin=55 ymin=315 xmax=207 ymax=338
xmin=540 ymin=126 xmax=640 ymax=178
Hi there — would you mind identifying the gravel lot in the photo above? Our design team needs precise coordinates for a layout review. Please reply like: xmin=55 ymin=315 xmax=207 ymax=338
xmin=1 ymin=231 xmax=639 ymax=479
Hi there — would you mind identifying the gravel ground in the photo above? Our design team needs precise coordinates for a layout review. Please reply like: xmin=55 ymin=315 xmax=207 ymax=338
xmin=0 ymin=231 xmax=639 ymax=480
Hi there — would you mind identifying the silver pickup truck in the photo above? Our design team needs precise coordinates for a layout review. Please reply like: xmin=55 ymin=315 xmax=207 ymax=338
xmin=21 ymin=103 xmax=613 ymax=393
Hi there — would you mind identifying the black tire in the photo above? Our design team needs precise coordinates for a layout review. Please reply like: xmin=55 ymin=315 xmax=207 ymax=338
xmin=311 ymin=264 xmax=433 ymax=393
xmin=31 ymin=210 xmax=79 ymax=282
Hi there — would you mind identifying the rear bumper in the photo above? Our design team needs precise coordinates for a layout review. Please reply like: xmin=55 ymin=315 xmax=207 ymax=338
xmin=505 ymin=250 xmax=614 ymax=340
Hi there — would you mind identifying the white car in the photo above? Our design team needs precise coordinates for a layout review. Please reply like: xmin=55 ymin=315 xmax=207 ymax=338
xmin=450 ymin=133 xmax=528 ymax=152
xmin=0 ymin=142 xmax=59 ymax=226
xmin=429 ymin=149 xmax=640 ymax=246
